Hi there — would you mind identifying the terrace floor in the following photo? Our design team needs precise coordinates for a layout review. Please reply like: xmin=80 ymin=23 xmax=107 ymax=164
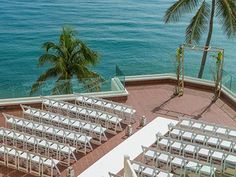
xmin=0 ymin=83 xmax=235 ymax=177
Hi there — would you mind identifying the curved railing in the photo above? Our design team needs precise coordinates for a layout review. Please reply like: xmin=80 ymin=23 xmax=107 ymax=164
xmin=0 ymin=77 xmax=118 ymax=99
xmin=116 ymin=63 xmax=236 ymax=98
xmin=0 ymin=63 xmax=234 ymax=100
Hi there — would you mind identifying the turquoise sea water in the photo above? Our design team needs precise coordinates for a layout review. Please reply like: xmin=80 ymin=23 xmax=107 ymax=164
xmin=0 ymin=0 xmax=236 ymax=97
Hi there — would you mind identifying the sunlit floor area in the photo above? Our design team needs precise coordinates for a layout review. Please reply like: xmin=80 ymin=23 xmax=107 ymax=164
xmin=125 ymin=84 xmax=235 ymax=126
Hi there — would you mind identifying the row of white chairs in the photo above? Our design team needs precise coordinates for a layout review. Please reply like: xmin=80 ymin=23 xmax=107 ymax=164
xmin=4 ymin=113 xmax=93 ymax=154
xmin=155 ymin=134 xmax=236 ymax=176
xmin=0 ymin=127 xmax=77 ymax=166
xmin=142 ymin=146 xmax=216 ymax=177
xmin=21 ymin=105 xmax=107 ymax=144
xmin=168 ymin=124 xmax=236 ymax=153
xmin=75 ymin=94 xmax=136 ymax=122
xmin=177 ymin=117 xmax=236 ymax=139
xmin=131 ymin=160 xmax=174 ymax=177
xmin=0 ymin=144 xmax=60 ymax=177
xmin=42 ymin=97 xmax=123 ymax=133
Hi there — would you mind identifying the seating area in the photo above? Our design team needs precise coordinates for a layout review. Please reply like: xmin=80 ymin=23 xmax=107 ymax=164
xmin=130 ymin=161 xmax=174 ymax=177
xmin=168 ymin=124 xmax=236 ymax=153
xmin=0 ymin=95 xmax=136 ymax=176
xmin=0 ymin=127 xmax=77 ymax=166
xmin=21 ymin=105 xmax=107 ymax=144
xmin=111 ymin=117 xmax=236 ymax=177
xmin=75 ymin=94 xmax=136 ymax=123
xmin=156 ymin=134 xmax=229 ymax=165
xmin=42 ymin=97 xmax=123 ymax=133
xmin=0 ymin=144 xmax=61 ymax=177
xmin=4 ymin=113 xmax=93 ymax=154
xmin=176 ymin=117 xmax=236 ymax=139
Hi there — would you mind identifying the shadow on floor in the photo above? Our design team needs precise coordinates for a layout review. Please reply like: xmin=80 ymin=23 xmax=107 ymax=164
xmin=152 ymin=94 xmax=217 ymax=120
xmin=151 ymin=94 xmax=177 ymax=113
xmin=194 ymin=99 xmax=217 ymax=119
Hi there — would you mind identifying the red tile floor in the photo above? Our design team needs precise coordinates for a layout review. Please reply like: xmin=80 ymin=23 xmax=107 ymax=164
xmin=0 ymin=83 xmax=235 ymax=177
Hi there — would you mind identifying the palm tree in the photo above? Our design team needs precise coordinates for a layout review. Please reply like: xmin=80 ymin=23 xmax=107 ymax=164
xmin=164 ymin=0 xmax=236 ymax=78
xmin=30 ymin=27 xmax=103 ymax=95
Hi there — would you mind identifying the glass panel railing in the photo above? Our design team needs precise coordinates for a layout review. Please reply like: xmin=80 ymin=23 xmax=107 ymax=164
xmin=0 ymin=63 xmax=235 ymax=99
xmin=222 ymin=70 xmax=236 ymax=94
xmin=0 ymin=76 xmax=124 ymax=99
xmin=116 ymin=65 xmax=125 ymax=87
xmin=116 ymin=62 xmax=236 ymax=97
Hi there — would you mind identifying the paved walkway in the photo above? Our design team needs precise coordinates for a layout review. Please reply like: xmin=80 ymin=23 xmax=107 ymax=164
xmin=78 ymin=117 xmax=177 ymax=177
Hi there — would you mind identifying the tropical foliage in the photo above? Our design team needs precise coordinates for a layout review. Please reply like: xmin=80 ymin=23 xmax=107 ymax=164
xmin=164 ymin=0 xmax=236 ymax=78
xmin=30 ymin=27 xmax=103 ymax=95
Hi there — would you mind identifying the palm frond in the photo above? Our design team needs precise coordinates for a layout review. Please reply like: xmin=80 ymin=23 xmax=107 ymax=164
xmin=30 ymin=68 xmax=58 ymax=95
xmin=60 ymin=27 xmax=76 ymax=49
xmin=74 ymin=65 xmax=104 ymax=91
xmin=77 ymin=75 xmax=104 ymax=92
xmin=77 ymin=67 xmax=104 ymax=82
xmin=87 ymin=71 xmax=104 ymax=81
xmin=164 ymin=0 xmax=199 ymax=23
xmin=72 ymin=64 xmax=101 ymax=80
xmin=216 ymin=0 xmax=236 ymax=37
xmin=42 ymin=42 xmax=58 ymax=52
xmin=37 ymin=54 xmax=58 ymax=67
xmin=71 ymin=64 xmax=86 ymax=79
xmin=186 ymin=1 xmax=210 ymax=43
xmin=79 ymin=41 xmax=99 ymax=65
xmin=31 ymin=26 xmax=103 ymax=96
xmin=42 ymin=41 xmax=66 ymax=58
xmin=70 ymin=49 xmax=82 ymax=62
xmin=52 ymin=76 xmax=73 ymax=95
xmin=54 ymin=57 xmax=67 ymax=75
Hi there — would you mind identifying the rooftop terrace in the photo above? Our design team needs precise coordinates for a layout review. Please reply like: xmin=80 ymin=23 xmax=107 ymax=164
xmin=0 ymin=78 xmax=235 ymax=177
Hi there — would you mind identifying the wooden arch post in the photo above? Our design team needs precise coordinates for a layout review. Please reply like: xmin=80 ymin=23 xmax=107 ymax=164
xmin=175 ymin=45 xmax=184 ymax=96
xmin=175 ymin=44 xmax=224 ymax=100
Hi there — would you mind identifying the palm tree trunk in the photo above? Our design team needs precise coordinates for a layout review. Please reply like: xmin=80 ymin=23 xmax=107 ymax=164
xmin=198 ymin=0 xmax=216 ymax=78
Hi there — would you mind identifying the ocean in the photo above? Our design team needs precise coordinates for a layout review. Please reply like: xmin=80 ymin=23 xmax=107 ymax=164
xmin=0 ymin=0 xmax=235 ymax=98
